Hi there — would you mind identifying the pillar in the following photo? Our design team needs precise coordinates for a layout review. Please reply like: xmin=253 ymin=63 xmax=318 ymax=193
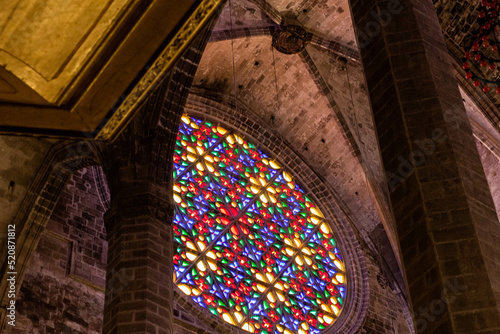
xmin=103 ymin=180 xmax=173 ymax=334
xmin=100 ymin=8 xmax=221 ymax=333
xmin=348 ymin=0 xmax=500 ymax=332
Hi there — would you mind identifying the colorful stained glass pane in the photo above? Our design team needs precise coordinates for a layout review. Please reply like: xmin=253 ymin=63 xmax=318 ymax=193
xmin=173 ymin=115 xmax=347 ymax=334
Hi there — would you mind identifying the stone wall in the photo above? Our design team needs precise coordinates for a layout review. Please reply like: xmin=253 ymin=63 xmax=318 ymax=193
xmin=7 ymin=167 xmax=107 ymax=333
xmin=361 ymin=251 xmax=413 ymax=334
xmin=0 ymin=136 xmax=55 ymax=262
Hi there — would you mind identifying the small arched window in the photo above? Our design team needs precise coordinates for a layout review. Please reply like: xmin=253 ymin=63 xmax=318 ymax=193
xmin=173 ymin=115 xmax=347 ymax=334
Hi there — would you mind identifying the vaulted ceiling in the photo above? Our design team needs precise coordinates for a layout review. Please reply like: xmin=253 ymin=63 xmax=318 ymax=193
xmin=191 ymin=0 xmax=404 ymax=291
xmin=188 ymin=0 xmax=500 ymax=295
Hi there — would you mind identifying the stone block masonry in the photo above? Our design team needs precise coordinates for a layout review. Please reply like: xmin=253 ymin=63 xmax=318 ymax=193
xmin=349 ymin=0 xmax=500 ymax=332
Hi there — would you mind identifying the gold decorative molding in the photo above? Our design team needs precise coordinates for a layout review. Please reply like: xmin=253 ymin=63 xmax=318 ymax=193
xmin=96 ymin=0 xmax=225 ymax=141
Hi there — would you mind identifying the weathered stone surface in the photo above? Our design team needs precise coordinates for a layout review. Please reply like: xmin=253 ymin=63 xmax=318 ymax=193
xmin=6 ymin=167 xmax=107 ymax=334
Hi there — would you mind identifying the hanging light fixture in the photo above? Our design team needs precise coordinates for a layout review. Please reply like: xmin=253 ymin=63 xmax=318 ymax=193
xmin=272 ymin=25 xmax=310 ymax=55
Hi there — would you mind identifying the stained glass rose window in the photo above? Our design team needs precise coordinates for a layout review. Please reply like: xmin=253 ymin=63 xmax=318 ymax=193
xmin=173 ymin=115 xmax=347 ymax=334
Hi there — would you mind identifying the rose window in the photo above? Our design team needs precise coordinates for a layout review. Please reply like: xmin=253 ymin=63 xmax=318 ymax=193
xmin=173 ymin=115 xmax=347 ymax=334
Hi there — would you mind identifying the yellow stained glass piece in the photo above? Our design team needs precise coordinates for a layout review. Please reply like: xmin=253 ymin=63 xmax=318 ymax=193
xmin=256 ymin=273 xmax=267 ymax=282
xmin=269 ymin=160 xmax=281 ymax=169
xmin=196 ymin=162 xmax=204 ymax=171
xmin=310 ymin=206 xmax=324 ymax=218
xmin=320 ymin=223 xmax=331 ymax=234
xmin=234 ymin=134 xmax=244 ymax=145
xmin=311 ymin=216 xmax=321 ymax=225
xmin=293 ymin=238 xmax=301 ymax=247
xmin=173 ymin=194 xmax=182 ymax=204
xmin=242 ymin=323 xmax=255 ymax=333
xmin=321 ymin=304 xmax=332 ymax=313
xmin=197 ymin=261 xmax=206 ymax=271
xmin=336 ymin=273 xmax=345 ymax=284
xmin=260 ymin=194 xmax=268 ymax=203
xmin=206 ymin=251 xmax=216 ymax=259
xmin=324 ymin=314 xmax=334 ymax=324
xmin=178 ymin=284 xmax=191 ymax=295
xmin=186 ymin=241 xmax=196 ymax=251
xmin=217 ymin=126 xmax=227 ymax=135
xmin=222 ymin=313 xmax=235 ymax=325
xmin=334 ymin=260 xmax=344 ymax=271
xmin=208 ymin=260 xmax=217 ymax=271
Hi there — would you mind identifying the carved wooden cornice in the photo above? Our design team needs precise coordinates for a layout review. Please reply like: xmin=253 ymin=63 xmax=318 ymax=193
xmin=96 ymin=0 xmax=226 ymax=141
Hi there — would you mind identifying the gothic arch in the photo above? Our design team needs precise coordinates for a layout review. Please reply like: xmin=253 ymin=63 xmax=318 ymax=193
xmin=173 ymin=93 xmax=370 ymax=333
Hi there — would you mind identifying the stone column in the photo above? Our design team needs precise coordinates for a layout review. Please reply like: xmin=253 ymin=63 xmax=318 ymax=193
xmin=348 ymin=0 xmax=500 ymax=332
xmin=100 ymin=9 xmax=221 ymax=333
xmin=103 ymin=181 xmax=173 ymax=334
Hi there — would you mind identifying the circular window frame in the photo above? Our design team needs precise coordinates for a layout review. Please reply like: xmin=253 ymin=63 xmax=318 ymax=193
xmin=172 ymin=93 xmax=369 ymax=334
